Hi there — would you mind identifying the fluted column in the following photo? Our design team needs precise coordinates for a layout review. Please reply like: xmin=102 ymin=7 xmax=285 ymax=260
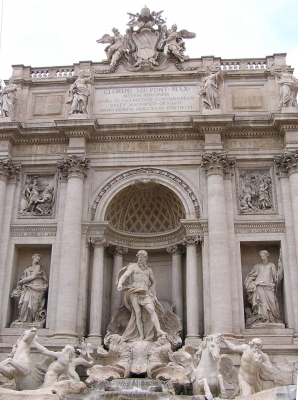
xmin=167 ymin=244 xmax=185 ymax=323
xmin=201 ymin=152 xmax=234 ymax=334
xmin=110 ymin=246 xmax=128 ymax=315
xmin=275 ymin=151 xmax=298 ymax=256
xmin=183 ymin=236 xmax=200 ymax=339
xmin=0 ymin=159 xmax=20 ymax=236
xmin=275 ymin=151 xmax=298 ymax=332
xmin=53 ymin=155 xmax=89 ymax=337
xmin=88 ymin=238 xmax=108 ymax=341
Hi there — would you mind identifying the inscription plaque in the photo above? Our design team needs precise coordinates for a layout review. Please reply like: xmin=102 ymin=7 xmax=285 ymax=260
xmin=94 ymin=85 xmax=198 ymax=114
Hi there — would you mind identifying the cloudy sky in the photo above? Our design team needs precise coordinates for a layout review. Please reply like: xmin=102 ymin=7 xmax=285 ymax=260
xmin=0 ymin=0 xmax=297 ymax=79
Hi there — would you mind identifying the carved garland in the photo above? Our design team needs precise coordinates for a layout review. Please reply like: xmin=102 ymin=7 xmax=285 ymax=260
xmin=91 ymin=167 xmax=201 ymax=221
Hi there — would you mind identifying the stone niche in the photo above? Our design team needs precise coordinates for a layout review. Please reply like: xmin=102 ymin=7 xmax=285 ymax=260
xmin=240 ymin=242 xmax=284 ymax=328
xmin=7 ymin=244 xmax=51 ymax=328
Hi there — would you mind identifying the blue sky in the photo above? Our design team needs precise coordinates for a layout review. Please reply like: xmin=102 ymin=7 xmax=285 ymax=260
xmin=0 ymin=0 xmax=297 ymax=79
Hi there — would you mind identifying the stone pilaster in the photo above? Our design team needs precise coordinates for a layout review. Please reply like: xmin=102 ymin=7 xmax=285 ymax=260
xmin=275 ymin=152 xmax=298 ymax=249
xmin=88 ymin=238 xmax=109 ymax=343
xmin=167 ymin=244 xmax=185 ymax=323
xmin=0 ymin=159 xmax=20 ymax=237
xmin=201 ymin=151 xmax=234 ymax=334
xmin=110 ymin=246 xmax=128 ymax=316
xmin=183 ymin=236 xmax=200 ymax=342
xmin=53 ymin=155 xmax=89 ymax=338
xmin=275 ymin=151 xmax=298 ymax=333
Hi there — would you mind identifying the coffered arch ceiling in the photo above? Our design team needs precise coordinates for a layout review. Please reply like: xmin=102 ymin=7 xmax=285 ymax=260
xmin=105 ymin=181 xmax=185 ymax=234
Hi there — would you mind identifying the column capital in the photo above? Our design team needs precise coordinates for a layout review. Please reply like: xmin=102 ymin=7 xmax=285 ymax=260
xmin=109 ymin=245 xmax=128 ymax=256
xmin=90 ymin=237 xmax=109 ymax=248
xmin=275 ymin=150 xmax=298 ymax=176
xmin=167 ymin=244 xmax=186 ymax=255
xmin=183 ymin=236 xmax=201 ymax=246
xmin=57 ymin=155 xmax=89 ymax=179
xmin=0 ymin=158 xmax=21 ymax=182
xmin=201 ymin=151 xmax=235 ymax=177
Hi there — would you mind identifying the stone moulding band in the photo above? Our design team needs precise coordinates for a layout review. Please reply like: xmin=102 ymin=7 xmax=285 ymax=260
xmin=90 ymin=167 xmax=201 ymax=221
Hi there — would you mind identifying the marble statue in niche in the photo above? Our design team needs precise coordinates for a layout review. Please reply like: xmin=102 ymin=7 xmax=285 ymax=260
xmin=117 ymin=250 xmax=166 ymax=341
xmin=11 ymin=254 xmax=48 ymax=328
xmin=66 ymin=70 xmax=91 ymax=116
xmin=20 ymin=174 xmax=55 ymax=217
xmin=222 ymin=336 xmax=273 ymax=397
xmin=271 ymin=64 xmax=298 ymax=111
xmin=0 ymin=77 xmax=17 ymax=119
xmin=237 ymin=170 xmax=274 ymax=214
xmin=198 ymin=65 xmax=224 ymax=110
xmin=244 ymin=250 xmax=283 ymax=327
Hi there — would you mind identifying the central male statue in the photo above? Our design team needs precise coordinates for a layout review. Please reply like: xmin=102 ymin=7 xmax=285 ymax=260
xmin=117 ymin=250 xmax=166 ymax=341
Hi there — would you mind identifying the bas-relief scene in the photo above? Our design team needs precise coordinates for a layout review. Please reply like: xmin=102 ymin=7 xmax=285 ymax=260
xmin=0 ymin=4 xmax=298 ymax=400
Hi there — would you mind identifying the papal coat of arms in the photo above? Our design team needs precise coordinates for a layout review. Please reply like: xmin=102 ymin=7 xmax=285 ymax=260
xmin=96 ymin=6 xmax=196 ymax=71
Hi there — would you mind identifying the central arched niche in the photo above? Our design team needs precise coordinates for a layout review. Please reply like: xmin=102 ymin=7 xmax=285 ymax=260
xmin=105 ymin=180 xmax=185 ymax=234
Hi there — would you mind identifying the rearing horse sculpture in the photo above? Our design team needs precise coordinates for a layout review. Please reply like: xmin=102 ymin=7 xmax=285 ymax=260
xmin=169 ymin=333 xmax=237 ymax=399
xmin=0 ymin=327 xmax=44 ymax=390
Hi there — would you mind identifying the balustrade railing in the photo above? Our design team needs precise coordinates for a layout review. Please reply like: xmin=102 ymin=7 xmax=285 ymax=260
xmin=30 ymin=67 xmax=74 ymax=79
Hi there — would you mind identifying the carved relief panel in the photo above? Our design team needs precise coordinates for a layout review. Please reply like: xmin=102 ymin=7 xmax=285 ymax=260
xmin=18 ymin=171 xmax=57 ymax=218
xmin=236 ymin=166 xmax=277 ymax=215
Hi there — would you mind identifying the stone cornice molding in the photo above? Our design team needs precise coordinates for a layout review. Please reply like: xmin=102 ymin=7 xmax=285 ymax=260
xmin=167 ymin=244 xmax=186 ymax=255
xmin=108 ymin=245 xmax=129 ymax=256
xmin=55 ymin=119 xmax=99 ymax=137
xmin=0 ymin=159 xmax=21 ymax=182
xmin=90 ymin=237 xmax=109 ymax=248
xmin=183 ymin=235 xmax=201 ymax=246
xmin=201 ymin=152 xmax=235 ymax=177
xmin=272 ymin=114 xmax=298 ymax=134
xmin=274 ymin=150 xmax=298 ymax=176
xmin=57 ymin=155 xmax=89 ymax=179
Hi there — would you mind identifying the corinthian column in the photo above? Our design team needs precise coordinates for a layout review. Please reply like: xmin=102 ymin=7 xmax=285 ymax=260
xmin=110 ymin=246 xmax=128 ymax=316
xmin=0 ymin=159 xmax=20 ymax=235
xmin=201 ymin=152 xmax=234 ymax=334
xmin=275 ymin=151 xmax=298 ymax=255
xmin=183 ymin=236 xmax=200 ymax=340
xmin=167 ymin=244 xmax=185 ymax=323
xmin=53 ymin=155 xmax=89 ymax=337
xmin=88 ymin=238 xmax=108 ymax=342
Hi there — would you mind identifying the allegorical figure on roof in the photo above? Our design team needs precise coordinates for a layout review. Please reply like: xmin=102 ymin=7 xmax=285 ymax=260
xmin=96 ymin=7 xmax=196 ymax=70
xmin=198 ymin=66 xmax=224 ymax=110
xmin=0 ymin=77 xmax=18 ymax=119
xmin=271 ymin=64 xmax=298 ymax=111
xmin=67 ymin=70 xmax=91 ymax=116
xmin=96 ymin=28 xmax=130 ymax=67
xmin=162 ymin=24 xmax=195 ymax=63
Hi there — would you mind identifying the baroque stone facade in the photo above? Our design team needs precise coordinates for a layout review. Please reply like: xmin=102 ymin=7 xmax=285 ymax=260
xmin=0 ymin=8 xmax=298 ymax=397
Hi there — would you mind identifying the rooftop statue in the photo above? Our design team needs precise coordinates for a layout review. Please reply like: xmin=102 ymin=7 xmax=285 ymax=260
xmin=96 ymin=7 xmax=196 ymax=71
xmin=271 ymin=64 xmax=298 ymax=111
xmin=198 ymin=65 xmax=224 ymax=110
xmin=0 ymin=78 xmax=17 ymax=119
xmin=66 ymin=70 xmax=91 ymax=116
